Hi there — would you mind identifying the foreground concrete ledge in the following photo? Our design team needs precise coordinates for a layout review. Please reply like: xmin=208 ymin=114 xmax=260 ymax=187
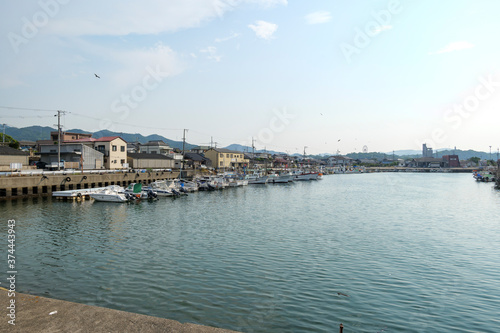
xmin=0 ymin=288 xmax=240 ymax=333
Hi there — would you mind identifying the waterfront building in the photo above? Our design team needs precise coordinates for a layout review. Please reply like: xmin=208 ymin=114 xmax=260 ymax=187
xmin=127 ymin=153 xmax=177 ymax=169
xmin=94 ymin=137 xmax=128 ymax=169
xmin=39 ymin=142 xmax=104 ymax=169
xmin=409 ymin=157 xmax=446 ymax=168
xmin=204 ymin=148 xmax=249 ymax=170
xmin=327 ymin=155 xmax=353 ymax=167
xmin=442 ymin=155 xmax=460 ymax=168
xmin=183 ymin=153 xmax=212 ymax=169
xmin=0 ymin=145 xmax=29 ymax=171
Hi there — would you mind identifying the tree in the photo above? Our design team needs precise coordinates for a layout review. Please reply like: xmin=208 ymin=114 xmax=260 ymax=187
xmin=0 ymin=133 xmax=20 ymax=149
xmin=468 ymin=157 xmax=480 ymax=164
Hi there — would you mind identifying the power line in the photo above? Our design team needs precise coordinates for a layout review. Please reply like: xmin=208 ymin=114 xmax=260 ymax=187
xmin=0 ymin=106 xmax=62 ymax=112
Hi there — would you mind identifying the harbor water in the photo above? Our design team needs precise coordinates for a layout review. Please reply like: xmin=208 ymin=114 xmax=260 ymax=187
xmin=1 ymin=173 xmax=500 ymax=332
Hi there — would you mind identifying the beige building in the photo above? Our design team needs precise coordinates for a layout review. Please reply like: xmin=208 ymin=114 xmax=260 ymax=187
xmin=204 ymin=148 xmax=249 ymax=170
xmin=127 ymin=153 xmax=177 ymax=169
xmin=0 ymin=146 xmax=29 ymax=171
xmin=94 ymin=137 xmax=128 ymax=169
xmin=51 ymin=131 xmax=92 ymax=141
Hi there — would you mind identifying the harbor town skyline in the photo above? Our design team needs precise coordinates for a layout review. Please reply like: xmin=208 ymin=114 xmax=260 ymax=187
xmin=1 ymin=0 xmax=500 ymax=154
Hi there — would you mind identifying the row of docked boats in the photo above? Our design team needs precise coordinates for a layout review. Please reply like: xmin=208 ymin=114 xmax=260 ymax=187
xmin=87 ymin=171 xmax=323 ymax=202
xmin=473 ymin=171 xmax=497 ymax=182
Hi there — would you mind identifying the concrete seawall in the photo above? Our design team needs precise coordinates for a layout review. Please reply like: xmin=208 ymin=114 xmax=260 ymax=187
xmin=0 ymin=288 xmax=240 ymax=332
xmin=0 ymin=170 xmax=197 ymax=200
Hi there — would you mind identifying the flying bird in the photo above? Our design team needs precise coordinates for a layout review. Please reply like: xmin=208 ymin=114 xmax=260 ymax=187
xmin=338 ymin=139 xmax=341 ymax=142
xmin=94 ymin=74 xmax=100 ymax=78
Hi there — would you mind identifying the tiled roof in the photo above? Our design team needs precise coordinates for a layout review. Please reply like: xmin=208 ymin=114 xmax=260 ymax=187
xmin=0 ymin=146 xmax=29 ymax=156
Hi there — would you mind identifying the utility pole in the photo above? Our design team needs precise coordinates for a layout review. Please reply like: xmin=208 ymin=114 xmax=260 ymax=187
xmin=2 ymin=123 xmax=6 ymax=143
xmin=252 ymin=137 xmax=256 ymax=170
xmin=55 ymin=110 xmax=66 ymax=171
xmin=489 ymin=146 xmax=492 ymax=161
xmin=181 ymin=129 xmax=187 ymax=179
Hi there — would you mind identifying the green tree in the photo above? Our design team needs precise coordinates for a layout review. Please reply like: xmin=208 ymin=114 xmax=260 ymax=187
xmin=468 ymin=157 xmax=480 ymax=164
xmin=0 ymin=133 xmax=20 ymax=149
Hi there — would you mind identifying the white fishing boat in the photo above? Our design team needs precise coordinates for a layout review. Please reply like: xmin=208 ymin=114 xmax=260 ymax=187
xmin=247 ymin=175 xmax=268 ymax=184
xmin=148 ymin=181 xmax=175 ymax=197
xmin=268 ymin=174 xmax=292 ymax=183
xmin=90 ymin=185 xmax=128 ymax=203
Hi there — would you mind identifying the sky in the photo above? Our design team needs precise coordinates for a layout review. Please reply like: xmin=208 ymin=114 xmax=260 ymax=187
xmin=1 ymin=0 xmax=500 ymax=155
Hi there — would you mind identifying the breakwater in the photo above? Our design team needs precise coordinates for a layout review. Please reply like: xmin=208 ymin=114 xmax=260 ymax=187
xmin=0 ymin=170 xmax=196 ymax=200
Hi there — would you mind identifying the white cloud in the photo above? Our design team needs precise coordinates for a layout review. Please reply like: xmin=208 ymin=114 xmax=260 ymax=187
xmin=248 ymin=20 xmax=278 ymax=40
xmin=42 ymin=0 xmax=287 ymax=37
xmin=200 ymin=46 xmax=222 ymax=62
xmin=371 ymin=25 xmax=393 ymax=35
xmin=305 ymin=11 xmax=331 ymax=25
xmin=429 ymin=41 xmax=475 ymax=55
xmin=215 ymin=32 xmax=241 ymax=43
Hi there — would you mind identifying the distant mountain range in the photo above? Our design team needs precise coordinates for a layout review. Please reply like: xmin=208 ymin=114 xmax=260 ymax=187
xmin=7 ymin=126 xmax=494 ymax=160
xmin=7 ymin=126 xmax=196 ymax=150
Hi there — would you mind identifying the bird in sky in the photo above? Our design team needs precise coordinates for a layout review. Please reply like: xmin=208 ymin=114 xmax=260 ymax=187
xmin=338 ymin=139 xmax=341 ymax=142
xmin=94 ymin=74 xmax=100 ymax=78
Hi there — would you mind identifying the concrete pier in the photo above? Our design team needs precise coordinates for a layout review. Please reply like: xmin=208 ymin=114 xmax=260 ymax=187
xmin=0 ymin=170 xmax=197 ymax=200
xmin=0 ymin=288 xmax=240 ymax=333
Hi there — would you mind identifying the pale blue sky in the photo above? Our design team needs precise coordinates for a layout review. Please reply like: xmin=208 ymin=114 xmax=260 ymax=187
xmin=1 ymin=0 xmax=499 ymax=154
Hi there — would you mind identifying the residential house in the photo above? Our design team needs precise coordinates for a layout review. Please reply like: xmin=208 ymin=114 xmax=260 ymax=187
xmin=94 ymin=137 xmax=128 ymax=169
xmin=139 ymin=140 xmax=173 ymax=155
xmin=183 ymin=153 xmax=212 ymax=169
xmin=204 ymin=148 xmax=249 ymax=170
xmin=190 ymin=146 xmax=211 ymax=154
xmin=50 ymin=131 xmax=92 ymax=141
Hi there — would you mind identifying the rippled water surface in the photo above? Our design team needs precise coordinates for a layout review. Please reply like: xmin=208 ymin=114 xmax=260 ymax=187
xmin=1 ymin=173 xmax=500 ymax=332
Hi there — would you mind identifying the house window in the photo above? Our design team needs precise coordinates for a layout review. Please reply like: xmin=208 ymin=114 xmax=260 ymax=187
xmin=151 ymin=151 xmax=157 ymax=154
xmin=220 ymin=161 xmax=223 ymax=166
xmin=121 ymin=159 xmax=125 ymax=164
xmin=121 ymin=146 xmax=125 ymax=152
xmin=220 ymin=153 xmax=223 ymax=157
xmin=226 ymin=154 xmax=229 ymax=158
xmin=230 ymin=154 xmax=233 ymax=158
xmin=112 ymin=145 xmax=117 ymax=151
